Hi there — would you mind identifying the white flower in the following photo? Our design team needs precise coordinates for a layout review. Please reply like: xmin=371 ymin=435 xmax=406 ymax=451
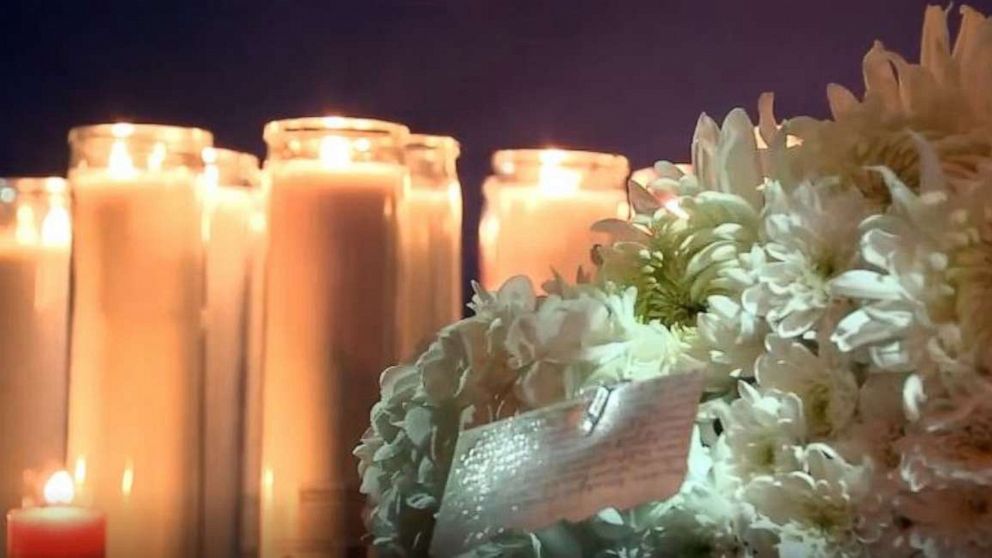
xmin=713 ymin=382 xmax=807 ymax=482
xmin=756 ymin=335 xmax=859 ymax=438
xmin=772 ymin=6 xmax=992 ymax=204
xmin=744 ymin=445 xmax=870 ymax=556
xmin=896 ymin=481 xmax=992 ymax=558
xmin=692 ymin=294 xmax=769 ymax=392
xmin=832 ymin=144 xmax=992 ymax=385
xmin=743 ymin=180 xmax=869 ymax=338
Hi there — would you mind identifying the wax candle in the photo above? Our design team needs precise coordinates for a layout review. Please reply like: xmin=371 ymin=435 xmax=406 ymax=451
xmin=201 ymin=148 xmax=261 ymax=558
xmin=66 ymin=123 xmax=211 ymax=558
xmin=260 ymin=116 xmax=408 ymax=556
xmin=479 ymin=149 xmax=630 ymax=290
xmin=397 ymin=134 xmax=462 ymax=359
xmin=0 ymin=177 xmax=72 ymax=555
xmin=6 ymin=471 xmax=105 ymax=558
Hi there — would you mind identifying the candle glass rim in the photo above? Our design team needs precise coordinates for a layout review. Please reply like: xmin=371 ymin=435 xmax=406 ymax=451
xmin=407 ymin=134 xmax=460 ymax=156
xmin=492 ymin=148 xmax=629 ymax=173
xmin=0 ymin=177 xmax=68 ymax=196
xmin=263 ymin=116 xmax=410 ymax=144
xmin=68 ymin=123 xmax=213 ymax=149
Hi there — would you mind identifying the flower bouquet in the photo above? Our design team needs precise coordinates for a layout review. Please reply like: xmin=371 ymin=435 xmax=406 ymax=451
xmin=356 ymin=6 xmax=992 ymax=556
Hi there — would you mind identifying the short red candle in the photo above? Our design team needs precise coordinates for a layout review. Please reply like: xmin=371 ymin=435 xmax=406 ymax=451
xmin=6 ymin=506 xmax=105 ymax=558
xmin=6 ymin=470 xmax=105 ymax=558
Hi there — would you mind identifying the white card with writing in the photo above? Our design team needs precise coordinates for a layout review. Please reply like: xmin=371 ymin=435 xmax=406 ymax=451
xmin=431 ymin=372 xmax=704 ymax=556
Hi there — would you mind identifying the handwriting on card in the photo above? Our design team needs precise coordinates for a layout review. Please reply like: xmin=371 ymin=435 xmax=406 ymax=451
xmin=431 ymin=372 xmax=704 ymax=556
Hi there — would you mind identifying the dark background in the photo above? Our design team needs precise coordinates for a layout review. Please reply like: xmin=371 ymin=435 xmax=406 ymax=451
xmin=1 ymin=0 xmax=980 ymax=301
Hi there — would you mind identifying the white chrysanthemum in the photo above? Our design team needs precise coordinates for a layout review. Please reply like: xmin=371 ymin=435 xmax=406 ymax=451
xmin=505 ymin=284 xmax=685 ymax=406
xmin=768 ymin=6 xmax=992 ymax=204
xmin=692 ymin=294 xmax=769 ymax=392
xmin=743 ymin=180 xmax=869 ymax=338
xmin=832 ymin=145 xmax=992 ymax=385
xmin=756 ymin=335 xmax=859 ymax=438
xmin=713 ymin=382 xmax=807 ymax=482
xmin=744 ymin=445 xmax=870 ymax=556
xmin=896 ymin=481 xmax=992 ymax=558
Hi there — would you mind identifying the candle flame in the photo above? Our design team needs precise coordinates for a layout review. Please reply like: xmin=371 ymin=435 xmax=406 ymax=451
xmin=121 ymin=461 xmax=134 ymax=498
xmin=537 ymin=149 xmax=582 ymax=197
xmin=109 ymin=138 xmax=137 ymax=179
xmin=41 ymin=206 xmax=71 ymax=247
xmin=319 ymin=136 xmax=352 ymax=168
xmin=44 ymin=470 xmax=75 ymax=505
xmin=15 ymin=205 xmax=38 ymax=245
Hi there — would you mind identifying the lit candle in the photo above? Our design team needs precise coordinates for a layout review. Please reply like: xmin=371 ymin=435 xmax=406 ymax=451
xmin=65 ymin=123 xmax=211 ymax=557
xmin=6 ymin=471 xmax=106 ymax=558
xmin=259 ymin=116 xmax=409 ymax=556
xmin=0 ymin=177 xmax=72 ymax=554
xmin=397 ymin=134 xmax=462 ymax=359
xmin=201 ymin=148 xmax=261 ymax=558
xmin=479 ymin=148 xmax=630 ymax=290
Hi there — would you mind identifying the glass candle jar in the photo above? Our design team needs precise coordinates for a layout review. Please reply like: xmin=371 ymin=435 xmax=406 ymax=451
xmin=479 ymin=148 xmax=630 ymax=290
xmin=397 ymin=133 xmax=462 ymax=359
xmin=201 ymin=148 xmax=261 ymax=558
xmin=0 ymin=177 xmax=71 ymax=554
xmin=66 ymin=123 xmax=212 ymax=558
xmin=260 ymin=116 xmax=409 ymax=556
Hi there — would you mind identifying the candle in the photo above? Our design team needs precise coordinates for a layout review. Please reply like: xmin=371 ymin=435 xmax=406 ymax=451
xmin=6 ymin=471 xmax=106 ymax=558
xmin=397 ymin=134 xmax=462 ymax=359
xmin=479 ymin=148 xmax=630 ymax=290
xmin=259 ymin=116 xmax=409 ymax=556
xmin=201 ymin=148 xmax=261 ymax=558
xmin=65 ymin=123 xmax=211 ymax=558
xmin=0 ymin=177 xmax=72 ymax=555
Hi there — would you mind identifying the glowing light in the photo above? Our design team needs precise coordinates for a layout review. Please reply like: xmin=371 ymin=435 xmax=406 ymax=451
xmin=479 ymin=214 xmax=500 ymax=251
xmin=43 ymin=177 xmax=67 ymax=194
xmin=537 ymin=149 xmax=582 ymax=196
xmin=121 ymin=461 xmax=134 ymax=498
xmin=615 ymin=201 xmax=629 ymax=219
xmin=108 ymin=139 xmax=136 ymax=179
xmin=147 ymin=142 xmax=167 ymax=171
xmin=249 ymin=211 xmax=267 ymax=234
xmin=43 ymin=470 xmax=75 ymax=505
xmin=319 ymin=136 xmax=352 ymax=168
xmin=15 ymin=205 xmax=38 ymax=245
xmin=321 ymin=116 xmax=347 ymax=130
xmin=74 ymin=456 xmax=87 ymax=485
xmin=41 ymin=206 xmax=71 ymax=247
xmin=262 ymin=467 xmax=275 ymax=502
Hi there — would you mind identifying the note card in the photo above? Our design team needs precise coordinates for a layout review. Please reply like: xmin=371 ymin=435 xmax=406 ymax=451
xmin=431 ymin=372 xmax=704 ymax=556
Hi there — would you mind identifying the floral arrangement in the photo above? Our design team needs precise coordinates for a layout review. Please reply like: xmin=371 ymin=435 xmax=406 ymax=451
xmin=356 ymin=6 xmax=992 ymax=557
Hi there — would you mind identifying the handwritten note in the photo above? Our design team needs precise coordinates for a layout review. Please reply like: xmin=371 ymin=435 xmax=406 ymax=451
xmin=431 ymin=372 xmax=704 ymax=556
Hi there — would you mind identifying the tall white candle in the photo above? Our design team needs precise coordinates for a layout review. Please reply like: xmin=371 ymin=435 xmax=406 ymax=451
xmin=201 ymin=148 xmax=261 ymax=558
xmin=479 ymin=149 xmax=630 ymax=290
xmin=397 ymin=134 xmax=462 ymax=359
xmin=0 ymin=177 xmax=71 ymax=555
xmin=66 ymin=123 xmax=211 ymax=558
xmin=260 ymin=117 xmax=409 ymax=556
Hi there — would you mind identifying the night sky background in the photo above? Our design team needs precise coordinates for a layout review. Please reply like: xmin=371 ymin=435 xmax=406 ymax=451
xmin=1 ymin=0 xmax=984 ymax=301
